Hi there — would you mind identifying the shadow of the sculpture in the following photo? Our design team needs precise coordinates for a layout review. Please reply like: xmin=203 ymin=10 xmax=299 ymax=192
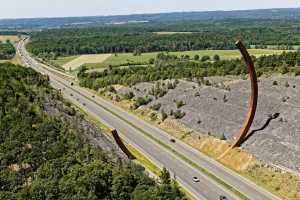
xmin=241 ymin=112 xmax=280 ymax=145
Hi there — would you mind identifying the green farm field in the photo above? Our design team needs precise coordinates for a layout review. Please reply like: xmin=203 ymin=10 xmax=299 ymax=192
xmin=52 ymin=55 xmax=79 ymax=67
xmin=0 ymin=35 xmax=20 ymax=43
xmin=52 ymin=49 xmax=290 ymax=71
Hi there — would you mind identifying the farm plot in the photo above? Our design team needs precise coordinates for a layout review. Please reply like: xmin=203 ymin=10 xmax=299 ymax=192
xmin=62 ymin=54 xmax=112 ymax=70
xmin=0 ymin=35 xmax=19 ymax=43
xmin=86 ymin=49 xmax=288 ymax=69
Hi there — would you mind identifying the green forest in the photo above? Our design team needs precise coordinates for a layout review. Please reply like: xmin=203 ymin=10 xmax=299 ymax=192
xmin=0 ymin=41 xmax=15 ymax=59
xmin=0 ymin=63 xmax=186 ymax=200
xmin=27 ymin=19 xmax=300 ymax=57
xmin=78 ymin=50 xmax=300 ymax=90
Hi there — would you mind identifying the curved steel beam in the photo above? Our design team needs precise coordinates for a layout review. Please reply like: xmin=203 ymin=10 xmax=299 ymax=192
xmin=218 ymin=40 xmax=258 ymax=159
xmin=111 ymin=129 xmax=135 ymax=159
xmin=232 ymin=40 xmax=258 ymax=147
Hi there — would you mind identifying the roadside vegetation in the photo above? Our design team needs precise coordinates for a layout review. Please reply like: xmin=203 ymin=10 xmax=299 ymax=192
xmin=0 ymin=63 xmax=186 ymax=200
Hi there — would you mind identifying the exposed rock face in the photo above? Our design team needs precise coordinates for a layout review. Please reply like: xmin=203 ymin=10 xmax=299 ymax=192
xmin=118 ymin=75 xmax=300 ymax=173
xmin=42 ymin=97 xmax=128 ymax=161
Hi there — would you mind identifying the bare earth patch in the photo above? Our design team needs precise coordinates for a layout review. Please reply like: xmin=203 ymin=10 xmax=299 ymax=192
xmin=0 ymin=35 xmax=19 ymax=43
xmin=62 ymin=54 xmax=112 ymax=70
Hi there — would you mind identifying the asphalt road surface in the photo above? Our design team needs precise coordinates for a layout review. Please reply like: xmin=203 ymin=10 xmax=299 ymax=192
xmin=17 ymin=40 xmax=280 ymax=200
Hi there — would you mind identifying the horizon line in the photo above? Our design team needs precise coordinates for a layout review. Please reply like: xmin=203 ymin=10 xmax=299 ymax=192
xmin=0 ymin=6 xmax=299 ymax=21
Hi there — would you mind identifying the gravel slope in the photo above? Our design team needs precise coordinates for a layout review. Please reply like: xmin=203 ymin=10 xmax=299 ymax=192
xmin=118 ymin=75 xmax=300 ymax=173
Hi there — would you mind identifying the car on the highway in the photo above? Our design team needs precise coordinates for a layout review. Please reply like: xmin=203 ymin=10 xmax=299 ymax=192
xmin=83 ymin=103 xmax=86 ymax=106
xmin=92 ymin=95 xmax=95 ymax=98
xmin=170 ymin=138 xmax=176 ymax=143
xmin=70 ymin=82 xmax=74 ymax=86
xmin=192 ymin=177 xmax=200 ymax=182
xmin=219 ymin=195 xmax=228 ymax=200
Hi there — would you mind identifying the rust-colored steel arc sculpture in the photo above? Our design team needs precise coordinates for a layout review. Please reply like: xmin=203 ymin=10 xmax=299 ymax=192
xmin=111 ymin=129 xmax=136 ymax=159
xmin=218 ymin=40 xmax=258 ymax=159
xmin=233 ymin=40 xmax=258 ymax=147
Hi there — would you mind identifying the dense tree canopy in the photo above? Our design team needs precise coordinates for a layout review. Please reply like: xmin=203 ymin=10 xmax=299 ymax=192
xmin=0 ymin=63 xmax=186 ymax=200
xmin=0 ymin=40 xmax=15 ymax=59
xmin=27 ymin=19 xmax=300 ymax=57
xmin=78 ymin=50 xmax=300 ymax=90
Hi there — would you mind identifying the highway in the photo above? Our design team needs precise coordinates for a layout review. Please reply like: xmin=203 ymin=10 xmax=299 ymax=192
xmin=17 ymin=39 xmax=280 ymax=200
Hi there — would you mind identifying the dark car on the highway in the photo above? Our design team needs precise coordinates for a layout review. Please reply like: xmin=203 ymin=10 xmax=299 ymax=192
xmin=219 ymin=195 xmax=228 ymax=200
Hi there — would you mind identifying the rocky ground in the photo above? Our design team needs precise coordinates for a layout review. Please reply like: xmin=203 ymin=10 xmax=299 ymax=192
xmin=117 ymin=75 xmax=300 ymax=173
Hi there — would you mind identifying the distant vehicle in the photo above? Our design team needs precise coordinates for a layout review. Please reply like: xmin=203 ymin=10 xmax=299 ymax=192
xmin=170 ymin=138 xmax=176 ymax=143
xmin=70 ymin=93 xmax=73 ymax=96
xmin=219 ymin=195 xmax=228 ymax=200
xmin=83 ymin=103 xmax=86 ymax=106
xmin=70 ymin=82 xmax=74 ymax=86
xmin=92 ymin=95 xmax=95 ymax=98
xmin=192 ymin=177 xmax=200 ymax=182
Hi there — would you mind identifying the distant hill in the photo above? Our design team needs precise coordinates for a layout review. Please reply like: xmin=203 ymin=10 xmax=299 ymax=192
xmin=1 ymin=7 xmax=300 ymax=30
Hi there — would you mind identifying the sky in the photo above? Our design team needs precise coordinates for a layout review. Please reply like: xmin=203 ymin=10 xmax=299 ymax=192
xmin=1 ymin=0 xmax=300 ymax=19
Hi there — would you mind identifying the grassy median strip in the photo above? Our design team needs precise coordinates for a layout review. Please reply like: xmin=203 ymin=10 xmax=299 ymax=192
xmin=125 ymin=143 xmax=161 ymax=175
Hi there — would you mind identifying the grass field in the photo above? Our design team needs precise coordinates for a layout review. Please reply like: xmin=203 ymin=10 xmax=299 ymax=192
xmin=0 ymin=35 xmax=20 ymax=44
xmin=88 ymin=49 xmax=288 ymax=69
xmin=0 ymin=60 xmax=9 ymax=63
xmin=52 ymin=55 xmax=79 ymax=67
xmin=62 ymin=54 xmax=112 ymax=70
xmin=53 ymin=49 xmax=289 ymax=71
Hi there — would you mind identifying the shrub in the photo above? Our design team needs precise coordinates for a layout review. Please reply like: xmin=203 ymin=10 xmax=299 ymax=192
xmin=149 ymin=58 xmax=155 ymax=64
xmin=203 ymin=79 xmax=211 ymax=86
xmin=150 ymin=112 xmax=158 ymax=121
xmin=134 ymin=96 xmax=152 ymax=108
xmin=194 ymin=92 xmax=200 ymax=97
xmin=107 ymin=86 xmax=116 ymax=93
xmin=124 ymin=91 xmax=135 ymax=100
xmin=161 ymin=110 xmax=168 ymax=121
xmin=174 ymin=110 xmax=185 ymax=119
xmin=151 ymin=103 xmax=161 ymax=111
xmin=176 ymin=100 xmax=185 ymax=109
xmin=201 ymin=55 xmax=210 ymax=62
xmin=213 ymin=54 xmax=220 ymax=61
xmin=295 ymin=67 xmax=300 ymax=76
xmin=167 ymin=81 xmax=176 ymax=89
xmin=219 ymin=133 xmax=226 ymax=140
